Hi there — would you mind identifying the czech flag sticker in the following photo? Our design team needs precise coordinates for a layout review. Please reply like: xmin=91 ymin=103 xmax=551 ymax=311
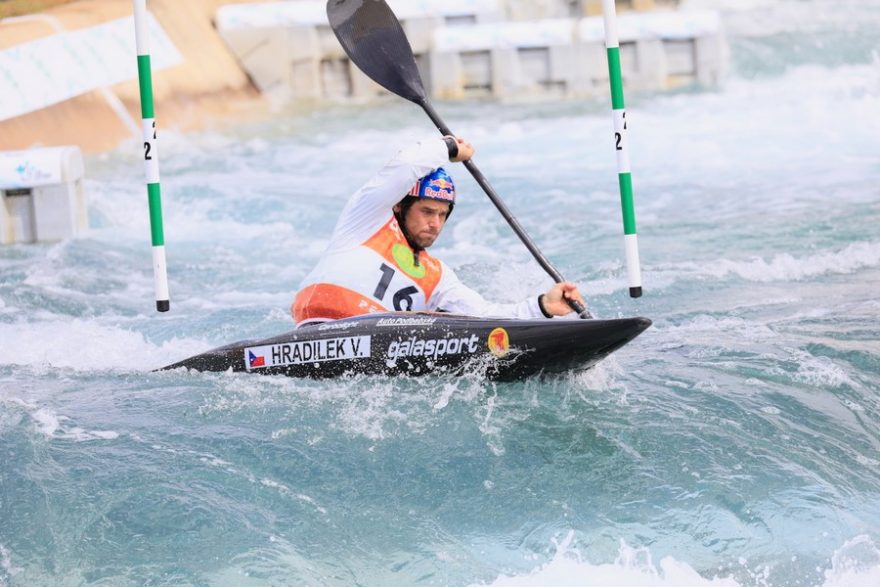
xmin=248 ymin=350 xmax=266 ymax=368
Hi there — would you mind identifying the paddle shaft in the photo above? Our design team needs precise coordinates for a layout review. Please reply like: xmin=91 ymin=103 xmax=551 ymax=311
xmin=419 ymin=100 xmax=592 ymax=319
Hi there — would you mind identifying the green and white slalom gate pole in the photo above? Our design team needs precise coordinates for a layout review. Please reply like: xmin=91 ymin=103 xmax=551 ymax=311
xmin=133 ymin=0 xmax=169 ymax=312
xmin=602 ymin=0 xmax=643 ymax=298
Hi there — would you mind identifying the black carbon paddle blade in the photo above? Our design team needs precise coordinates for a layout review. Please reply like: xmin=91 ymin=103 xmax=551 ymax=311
xmin=326 ymin=0 xmax=426 ymax=103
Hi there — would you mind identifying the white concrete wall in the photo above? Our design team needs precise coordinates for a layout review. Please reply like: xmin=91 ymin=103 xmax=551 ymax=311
xmin=216 ymin=0 xmax=505 ymax=101
xmin=215 ymin=1 xmax=726 ymax=103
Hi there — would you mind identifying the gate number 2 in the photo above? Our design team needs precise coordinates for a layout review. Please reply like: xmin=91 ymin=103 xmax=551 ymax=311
xmin=144 ymin=121 xmax=157 ymax=160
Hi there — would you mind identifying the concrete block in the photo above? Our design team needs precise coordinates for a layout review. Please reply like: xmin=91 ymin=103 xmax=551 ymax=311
xmin=431 ymin=19 xmax=576 ymax=100
xmin=219 ymin=25 xmax=293 ymax=97
xmin=577 ymin=10 xmax=724 ymax=91
xmin=0 ymin=146 xmax=86 ymax=244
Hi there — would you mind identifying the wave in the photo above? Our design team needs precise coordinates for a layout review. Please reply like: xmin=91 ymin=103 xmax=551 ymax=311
xmin=0 ymin=319 xmax=208 ymax=372
xmin=654 ymin=241 xmax=880 ymax=285
xmin=2 ymin=398 xmax=119 ymax=443
xmin=471 ymin=532 xmax=880 ymax=587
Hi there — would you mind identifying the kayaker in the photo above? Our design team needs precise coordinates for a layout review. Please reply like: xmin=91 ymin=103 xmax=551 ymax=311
xmin=291 ymin=136 xmax=586 ymax=327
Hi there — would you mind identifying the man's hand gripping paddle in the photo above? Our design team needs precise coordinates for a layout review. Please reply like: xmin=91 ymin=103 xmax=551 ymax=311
xmin=326 ymin=0 xmax=592 ymax=319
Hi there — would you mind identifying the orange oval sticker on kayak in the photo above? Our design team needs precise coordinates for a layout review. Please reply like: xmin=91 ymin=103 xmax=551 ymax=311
xmin=487 ymin=327 xmax=510 ymax=358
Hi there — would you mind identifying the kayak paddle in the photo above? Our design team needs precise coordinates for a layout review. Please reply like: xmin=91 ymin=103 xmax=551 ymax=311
xmin=326 ymin=0 xmax=593 ymax=319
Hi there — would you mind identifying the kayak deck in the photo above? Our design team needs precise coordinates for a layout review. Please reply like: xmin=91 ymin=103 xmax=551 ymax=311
xmin=161 ymin=313 xmax=651 ymax=380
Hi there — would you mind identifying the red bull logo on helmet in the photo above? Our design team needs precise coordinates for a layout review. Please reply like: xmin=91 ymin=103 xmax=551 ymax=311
xmin=408 ymin=168 xmax=455 ymax=204
xmin=423 ymin=177 xmax=455 ymax=202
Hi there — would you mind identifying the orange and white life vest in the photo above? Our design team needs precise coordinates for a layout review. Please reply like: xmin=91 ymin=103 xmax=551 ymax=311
xmin=292 ymin=216 xmax=443 ymax=323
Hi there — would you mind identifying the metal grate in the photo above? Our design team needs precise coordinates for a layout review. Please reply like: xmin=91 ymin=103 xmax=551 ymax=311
xmin=4 ymin=188 xmax=32 ymax=197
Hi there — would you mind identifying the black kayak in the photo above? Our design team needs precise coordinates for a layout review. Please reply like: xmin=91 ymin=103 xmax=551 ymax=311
xmin=161 ymin=313 xmax=651 ymax=380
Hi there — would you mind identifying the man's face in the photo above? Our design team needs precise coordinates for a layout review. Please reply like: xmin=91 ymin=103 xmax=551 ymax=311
xmin=397 ymin=199 xmax=450 ymax=249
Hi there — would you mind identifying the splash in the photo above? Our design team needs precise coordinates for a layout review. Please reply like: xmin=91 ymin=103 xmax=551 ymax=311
xmin=4 ymin=399 xmax=120 ymax=442
xmin=0 ymin=319 xmax=209 ymax=371
xmin=823 ymin=535 xmax=880 ymax=587
xmin=472 ymin=533 xmax=741 ymax=586
xmin=474 ymin=533 xmax=880 ymax=587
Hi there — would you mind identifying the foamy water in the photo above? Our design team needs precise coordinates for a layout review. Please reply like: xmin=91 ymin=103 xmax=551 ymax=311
xmin=472 ymin=534 xmax=880 ymax=587
xmin=2 ymin=0 xmax=879 ymax=585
